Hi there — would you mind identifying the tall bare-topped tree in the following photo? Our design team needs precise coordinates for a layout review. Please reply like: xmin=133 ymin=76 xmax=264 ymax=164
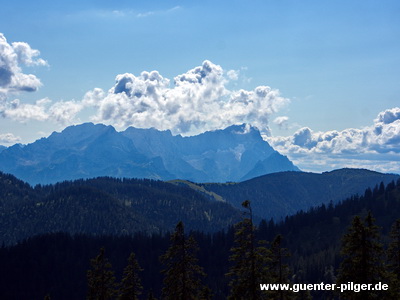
xmin=226 ymin=200 xmax=271 ymax=300
xmin=269 ymin=234 xmax=294 ymax=300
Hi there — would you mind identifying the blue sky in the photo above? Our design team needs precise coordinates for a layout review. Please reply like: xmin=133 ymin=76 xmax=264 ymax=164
xmin=1 ymin=0 xmax=399 ymax=173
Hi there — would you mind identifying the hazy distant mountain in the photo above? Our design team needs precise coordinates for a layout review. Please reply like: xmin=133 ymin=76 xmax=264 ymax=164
xmin=0 ymin=123 xmax=299 ymax=185
xmin=0 ymin=123 xmax=172 ymax=185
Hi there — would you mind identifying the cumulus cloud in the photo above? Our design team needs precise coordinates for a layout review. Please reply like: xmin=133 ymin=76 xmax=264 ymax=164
xmin=273 ymin=116 xmax=289 ymax=129
xmin=11 ymin=42 xmax=48 ymax=67
xmin=82 ymin=88 xmax=106 ymax=106
xmin=0 ymin=132 xmax=21 ymax=144
xmin=0 ymin=97 xmax=83 ymax=126
xmin=376 ymin=107 xmax=400 ymax=124
xmin=48 ymin=100 xmax=83 ymax=125
xmin=86 ymin=60 xmax=289 ymax=135
xmin=1 ymin=60 xmax=288 ymax=131
xmin=227 ymin=69 xmax=239 ymax=80
xmin=267 ymin=107 xmax=400 ymax=173
xmin=0 ymin=33 xmax=47 ymax=95
xmin=2 ymin=98 xmax=49 ymax=122
xmin=0 ymin=33 xmax=84 ymax=126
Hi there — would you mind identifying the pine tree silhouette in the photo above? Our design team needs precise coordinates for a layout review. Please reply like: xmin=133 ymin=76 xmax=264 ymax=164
xmin=87 ymin=247 xmax=118 ymax=300
xmin=160 ymin=221 xmax=209 ymax=300
xmin=119 ymin=252 xmax=143 ymax=300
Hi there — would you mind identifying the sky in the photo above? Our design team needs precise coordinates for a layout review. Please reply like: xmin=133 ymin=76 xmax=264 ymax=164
xmin=0 ymin=0 xmax=399 ymax=173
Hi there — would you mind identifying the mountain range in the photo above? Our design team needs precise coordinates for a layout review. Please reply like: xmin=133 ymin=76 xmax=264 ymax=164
xmin=1 ymin=122 xmax=399 ymax=247
xmin=0 ymin=123 xmax=299 ymax=185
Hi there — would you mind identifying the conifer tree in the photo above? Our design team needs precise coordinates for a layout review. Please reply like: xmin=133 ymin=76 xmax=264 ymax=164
xmin=388 ymin=219 xmax=400 ymax=278
xmin=119 ymin=252 xmax=143 ymax=300
xmin=226 ymin=200 xmax=271 ymax=300
xmin=386 ymin=219 xmax=400 ymax=297
xmin=87 ymin=247 xmax=118 ymax=300
xmin=337 ymin=213 xmax=385 ymax=299
xmin=269 ymin=234 xmax=294 ymax=300
xmin=198 ymin=286 xmax=213 ymax=300
xmin=160 ymin=221 xmax=208 ymax=300
xmin=146 ymin=290 xmax=157 ymax=300
xmin=322 ymin=266 xmax=336 ymax=300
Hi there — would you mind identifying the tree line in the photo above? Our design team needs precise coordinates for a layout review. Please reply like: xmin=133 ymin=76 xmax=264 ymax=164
xmin=83 ymin=201 xmax=400 ymax=299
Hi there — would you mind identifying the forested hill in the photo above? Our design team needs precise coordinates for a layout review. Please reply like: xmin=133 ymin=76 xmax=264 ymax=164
xmin=0 ymin=175 xmax=399 ymax=299
xmin=0 ymin=172 xmax=241 ymax=245
xmin=1 ymin=168 xmax=399 ymax=245
xmin=191 ymin=168 xmax=400 ymax=220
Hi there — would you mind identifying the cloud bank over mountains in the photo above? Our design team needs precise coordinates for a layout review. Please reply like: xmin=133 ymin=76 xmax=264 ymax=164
xmin=0 ymin=33 xmax=399 ymax=173
xmin=268 ymin=107 xmax=400 ymax=173
xmin=86 ymin=60 xmax=288 ymax=136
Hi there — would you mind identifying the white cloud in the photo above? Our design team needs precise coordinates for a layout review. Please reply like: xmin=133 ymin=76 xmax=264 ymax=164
xmin=0 ymin=34 xmax=85 ymax=126
xmin=267 ymin=107 xmax=400 ymax=173
xmin=0 ymin=97 xmax=83 ymax=126
xmin=2 ymin=98 xmax=49 ymax=122
xmin=82 ymin=88 xmax=106 ymax=106
xmin=134 ymin=5 xmax=182 ymax=18
xmin=136 ymin=11 xmax=155 ymax=18
xmin=11 ymin=42 xmax=48 ymax=67
xmin=71 ymin=6 xmax=182 ymax=20
xmin=376 ymin=107 xmax=400 ymax=124
xmin=0 ymin=33 xmax=47 ymax=95
xmin=0 ymin=132 xmax=21 ymax=144
xmin=86 ymin=60 xmax=289 ymax=135
xmin=227 ymin=69 xmax=239 ymax=80
xmin=273 ymin=116 xmax=289 ymax=129
xmin=48 ymin=100 xmax=83 ymax=125
xmin=0 ymin=54 xmax=288 ymax=132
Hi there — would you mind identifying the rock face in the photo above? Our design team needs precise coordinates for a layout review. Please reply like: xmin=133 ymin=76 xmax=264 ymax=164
xmin=0 ymin=123 xmax=299 ymax=185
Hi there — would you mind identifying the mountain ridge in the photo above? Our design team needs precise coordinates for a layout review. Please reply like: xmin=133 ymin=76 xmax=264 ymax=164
xmin=0 ymin=122 xmax=299 ymax=185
